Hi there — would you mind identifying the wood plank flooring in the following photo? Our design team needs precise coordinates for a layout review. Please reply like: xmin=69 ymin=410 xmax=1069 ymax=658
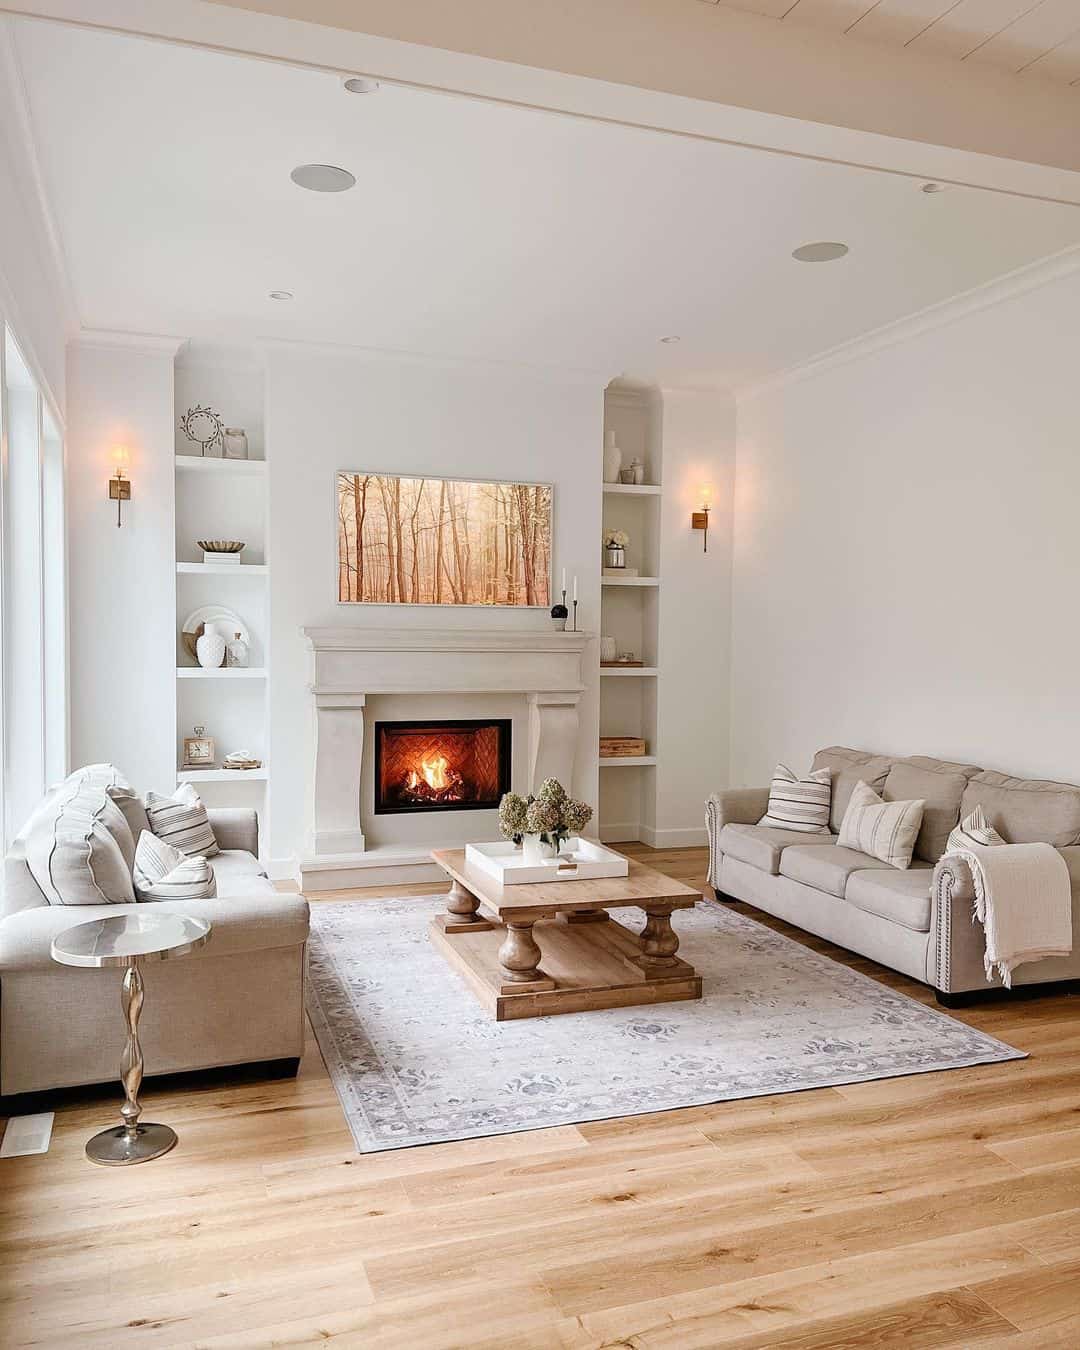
xmin=3 ymin=843 xmax=1079 ymax=1348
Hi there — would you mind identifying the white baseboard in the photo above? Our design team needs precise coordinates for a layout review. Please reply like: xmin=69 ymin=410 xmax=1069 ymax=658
xmin=266 ymin=855 xmax=300 ymax=883
xmin=599 ymin=824 xmax=707 ymax=848
xmin=640 ymin=826 xmax=708 ymax=848
xmin=599 ymin=822 xmax=641 ymax=843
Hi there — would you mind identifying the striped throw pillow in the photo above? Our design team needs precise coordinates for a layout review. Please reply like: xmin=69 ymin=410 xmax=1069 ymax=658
xmin=133 ymin=831 xmax=216 ymax=902
xmin=758 ymin=763 xmax=832 ymax=834
xmin=946 ymin=804 xmax=1007 ymax=853
xmin=838 ymin=779 xmax=925 ymax=870
xmin=144 ymin=784 xmax=219 ymax=858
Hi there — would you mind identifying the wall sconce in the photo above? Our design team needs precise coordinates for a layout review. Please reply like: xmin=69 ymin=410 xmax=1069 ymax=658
xmin=691 ymin=483 xmax=712 ymax=553
xmin=108 ymin=446 xmax=131 ymax=527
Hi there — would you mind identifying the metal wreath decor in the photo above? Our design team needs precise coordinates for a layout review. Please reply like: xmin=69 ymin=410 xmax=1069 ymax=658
xmin=179 ymin=404 xmax=225 ymax=457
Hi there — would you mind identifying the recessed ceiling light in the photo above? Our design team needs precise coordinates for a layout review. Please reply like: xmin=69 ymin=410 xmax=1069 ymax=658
xmin=343 ymin=76 xmax=380 ymax=95
xmin=659 ymin=335 xmax=681 ymax=344
xmin=792 ymin=241 xmax=849 ymax=263
xmin=269 ymin=290 xmax=294 ymax=301
xmin=290 ymin=164 xmax=356 ymax=193
xmin=921 ymin=181 xmax=947 ymax=194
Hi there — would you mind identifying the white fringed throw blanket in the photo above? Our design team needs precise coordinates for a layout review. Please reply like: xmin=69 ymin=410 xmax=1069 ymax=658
xmin=937 ymin=843 xmax=1072 ymax=987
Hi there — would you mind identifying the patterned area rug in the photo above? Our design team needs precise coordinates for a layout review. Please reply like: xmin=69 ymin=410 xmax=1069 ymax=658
xmin=307 ymin=896 xmax=1024 ymax=1153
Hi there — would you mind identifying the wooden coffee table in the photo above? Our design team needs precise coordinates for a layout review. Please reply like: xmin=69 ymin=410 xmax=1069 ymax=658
xmin=430 ymin=848 xmax=702 ymax=1020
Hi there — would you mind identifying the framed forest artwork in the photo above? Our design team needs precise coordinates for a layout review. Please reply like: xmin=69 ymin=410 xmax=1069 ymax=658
xmin=336 ymin=472 xmax=553 ymax=607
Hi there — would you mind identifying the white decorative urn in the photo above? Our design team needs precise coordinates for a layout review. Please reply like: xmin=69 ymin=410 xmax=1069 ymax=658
xmin=196 ymin=629 xmax=226 ymax=669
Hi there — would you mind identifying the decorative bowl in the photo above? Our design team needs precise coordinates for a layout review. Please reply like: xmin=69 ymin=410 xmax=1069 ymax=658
xmin=197 ymin=539 xmax=245 ymax=554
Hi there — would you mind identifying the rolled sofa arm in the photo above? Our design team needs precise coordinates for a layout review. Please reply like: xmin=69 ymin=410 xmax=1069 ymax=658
xmin=705 ymin=788 xmax=770 ymax=890
xmin=209 ymin=808 xmax=259 ymax=856
xmin=929 ymin=855 xmax=987 ymax=995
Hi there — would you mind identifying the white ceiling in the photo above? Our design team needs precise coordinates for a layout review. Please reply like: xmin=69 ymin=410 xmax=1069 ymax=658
xmin=704 ymin=0 xmax=1080 ymax=84
xmin=11 ymin=18 xmax=1080 ymax=388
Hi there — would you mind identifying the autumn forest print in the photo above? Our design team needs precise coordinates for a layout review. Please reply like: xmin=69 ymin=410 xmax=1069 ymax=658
xmin=337 ymin=473 xmax=553 ymax=606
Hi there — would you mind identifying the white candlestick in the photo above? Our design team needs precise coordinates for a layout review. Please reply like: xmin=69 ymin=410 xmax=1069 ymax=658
xmin=572 ymin=575 xmax=578 ymax=602
xmin=561 ymin=568 xmax=566 ymax=596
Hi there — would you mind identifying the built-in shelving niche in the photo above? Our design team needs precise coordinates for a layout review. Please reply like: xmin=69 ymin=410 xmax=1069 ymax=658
xmin=598 ymin=384 xmax=663 ymax=844
xmin=174 ymin=350 xmax=269 ymax=828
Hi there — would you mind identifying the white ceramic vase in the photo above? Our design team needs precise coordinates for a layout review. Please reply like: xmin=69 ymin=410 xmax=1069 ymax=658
xmin=603 ymin=430 xmax=622 ymax=484
xmin=521 ymin=833 xmax=555 ymax=866
xmin=196 ymin=629 xmax=226 ymax=669
xmin=600 ymin=635 xmax=617 ymax=663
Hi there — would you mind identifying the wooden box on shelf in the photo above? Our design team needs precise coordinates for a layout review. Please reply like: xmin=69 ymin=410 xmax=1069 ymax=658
xmin=600 ymin=736 xmax=647 ymax=758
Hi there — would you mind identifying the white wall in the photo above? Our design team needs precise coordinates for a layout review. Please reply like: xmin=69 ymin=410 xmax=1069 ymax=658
xmin=66 ymin=336 xmax=178 ymax=792
xmin=654 ymin=388 xmax=734 ymax=842
xmin=731 ymin=262 xmax=1080 ymax=787
xmin=0 ymin=23 xmax=70 ymax=412
xmin=265 ymin=346 xmax=604 ymax=867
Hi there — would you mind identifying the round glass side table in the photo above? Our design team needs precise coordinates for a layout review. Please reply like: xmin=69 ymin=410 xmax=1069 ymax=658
xmin=51 ymin=911 xmax=211 ymax=1166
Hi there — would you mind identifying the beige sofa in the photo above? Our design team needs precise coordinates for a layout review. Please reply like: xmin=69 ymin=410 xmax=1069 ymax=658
xmin=708 ymin=746 xmax=1080 ymax=1005
xmin=1 ymin=801 xmax=309 ymax=1104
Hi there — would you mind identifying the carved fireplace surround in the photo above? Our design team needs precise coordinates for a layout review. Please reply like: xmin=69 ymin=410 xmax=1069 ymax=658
xmin=301 ymin=627 xmax=592 ymax=889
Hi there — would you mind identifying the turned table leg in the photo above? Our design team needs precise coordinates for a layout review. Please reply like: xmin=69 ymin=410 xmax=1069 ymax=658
xmin=499 ymin=921 xmax=545 ymax=984
xmin=446 ymin=879 xmax=483 ymax=925
xmin=436 ymin=876 xmax=495 ymax=934
xmin=640 ymin=907 xmax=681 ymax=970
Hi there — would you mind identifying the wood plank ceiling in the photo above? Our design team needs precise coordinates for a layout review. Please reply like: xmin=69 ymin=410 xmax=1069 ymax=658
xmin=699 ymin=0 xmax=1080 ymax=83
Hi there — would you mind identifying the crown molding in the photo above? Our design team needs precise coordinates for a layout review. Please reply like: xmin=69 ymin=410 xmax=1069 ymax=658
xmin=69 ymin=328 xmax=188 ymax=356
xmin=737 ymin=243 xmax=1080 ymax=403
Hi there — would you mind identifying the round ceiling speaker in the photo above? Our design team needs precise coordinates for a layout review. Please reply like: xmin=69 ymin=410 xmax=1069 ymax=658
xmin=791 ymin=241 xmax=850 ymax=263
xmin=290 ymin=164 xmax=357 ymax=193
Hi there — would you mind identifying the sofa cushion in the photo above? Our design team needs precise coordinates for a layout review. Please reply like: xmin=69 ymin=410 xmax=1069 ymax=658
xmin=719 ymin=823 xmax=838 ymax=876
xmin=837 ymin=780 xmax=924 ymax=871
xmin=758 ymin=764 xmax=832 ymax=834
xmin=133 ymin=831 xmax=217 ymax=903
xmin=947 ymin=804 xmax=1007 ymax=852
xmin=812 ymin=747 xmax=895 ymax=833
xmin=884 ymin=756 xmax=980 ymax=864
xmin=211 ymin=849 xmax=274 ymax=897
xmin=145 ymin=784 xmax=219 ymax=858
xmin=107 ymin=784 xmax=151 ymax=841
xmin=845 ymin=866 xmax=933 ymax=933
xmin=961 ymin=771 xmax=1080 ymax=848
xmin=779 ymin=843 xmax=888 ymax=898
xmin=24 ymin=778 xmax=136 ymax=906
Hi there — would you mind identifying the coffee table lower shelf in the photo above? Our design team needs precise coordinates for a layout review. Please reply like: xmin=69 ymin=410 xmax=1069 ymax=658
xmin=429 ymin=913 xmax=702 ymax=1021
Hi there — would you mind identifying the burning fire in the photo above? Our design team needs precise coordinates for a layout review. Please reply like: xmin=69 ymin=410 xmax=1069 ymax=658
xmin=402 ymin=752 xmax=467 ymax=803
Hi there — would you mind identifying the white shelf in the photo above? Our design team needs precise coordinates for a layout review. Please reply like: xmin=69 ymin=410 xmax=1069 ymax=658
xmin=602 ymin=576 xmax=660 ymax=587
xmin=177 ymin=767 xmax=268 ymax=783
xmin=599 ymin=756 xmax=657 ymax=767
xmin=177 ymin=562 xmax=268 ymax=576
xmin=603 ymin=482 xmax=661 ymax=496
xmin=176 ymin=667 xmax=267 ymax=679
xmin=600 ymin=666 xmax=659 ymax=677
xmin=175 ymin=456 xmax=266 ymax=477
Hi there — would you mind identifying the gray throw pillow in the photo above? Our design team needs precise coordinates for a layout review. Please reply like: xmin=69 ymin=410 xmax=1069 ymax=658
xmin=25 ymin=777 xmax=136 ymax=905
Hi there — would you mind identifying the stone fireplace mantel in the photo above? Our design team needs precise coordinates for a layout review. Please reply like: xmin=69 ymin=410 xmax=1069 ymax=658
xmin=302 ymin=627 xmax=593 ymax=883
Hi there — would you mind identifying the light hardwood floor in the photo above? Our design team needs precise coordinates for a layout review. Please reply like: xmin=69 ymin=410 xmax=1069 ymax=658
xmin=3 ymin=843 xmax=1080 ymax=1348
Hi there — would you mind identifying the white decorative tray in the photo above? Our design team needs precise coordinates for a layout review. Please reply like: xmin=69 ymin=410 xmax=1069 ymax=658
xmin=465 ymin=838 xmax=629 ymax=885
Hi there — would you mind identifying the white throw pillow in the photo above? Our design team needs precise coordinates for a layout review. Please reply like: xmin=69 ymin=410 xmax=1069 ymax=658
xmin=838 ymin=779 xmax=925 ymax=871
xmin=24 ymin=777 xmax=136 ymax=905
xmin=133 ymin=831 xmax=216 ymax=902
xmin=758 ymin=763 xmax=832 ymax=834
xmin=947 ymin=804 xmax=1007 ymax=853
xmin=145 ymin=783 xmax=219 ymax=858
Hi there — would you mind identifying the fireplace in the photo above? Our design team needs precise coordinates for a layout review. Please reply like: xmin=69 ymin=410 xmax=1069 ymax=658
xmin=374 ymin=718 xmax=512 ymax=815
